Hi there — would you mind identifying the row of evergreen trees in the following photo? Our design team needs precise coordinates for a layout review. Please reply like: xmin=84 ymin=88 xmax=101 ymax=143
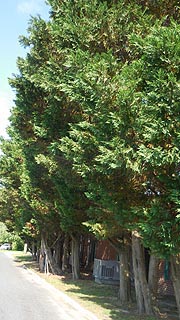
xmin=0 ymin=0 xmax=180 ymax=316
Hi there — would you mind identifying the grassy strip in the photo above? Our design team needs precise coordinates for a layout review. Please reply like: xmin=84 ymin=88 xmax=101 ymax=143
xmin=12 ymin=251 xmax=162 ymax=320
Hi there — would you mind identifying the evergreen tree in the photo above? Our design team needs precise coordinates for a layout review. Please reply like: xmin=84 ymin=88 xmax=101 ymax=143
xmin=1 ymin=0 xmax=180 ymax=315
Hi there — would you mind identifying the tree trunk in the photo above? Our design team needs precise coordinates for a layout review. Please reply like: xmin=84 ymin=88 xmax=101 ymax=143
xmin=31 ymin=241 xmax=37 ymax=261
xmin=71 ymin=234 xmax=80 ymax=280
xmin=170 ymin=254 xmax=180 ymax=319
xmin=40 ymin=234 xmax=62 ymax=275
xmin=148 ymin=254 xmax=160 ymax=296
xmin=132 ymin=231 xmax=154 ymax=315
xmin=108 ymin=233 xmax=132 ymax=303
xmin=62 ymin=234 xmax=70 ymax=272
xmin=46 ymin=246 xmax=63 ymax=275
xmin=39 ymin=236 xmax=46 ymax=273
xmin=24 ymin=243 xmax=28 ymax=254
xmin=119 ymin=247 xmax=131 ymax=303
xmin=53 ymin=237 xmax=63 ymax=269
xmin=85 ymin=237 xmax=96 ymax=272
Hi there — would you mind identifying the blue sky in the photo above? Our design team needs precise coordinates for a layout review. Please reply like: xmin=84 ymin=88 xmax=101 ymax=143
xmin=0 ymin=0 xmax=50 ymax=138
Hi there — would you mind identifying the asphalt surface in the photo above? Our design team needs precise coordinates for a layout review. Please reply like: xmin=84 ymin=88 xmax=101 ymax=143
xmin=0 ymin=252 xmax=99 ymax=320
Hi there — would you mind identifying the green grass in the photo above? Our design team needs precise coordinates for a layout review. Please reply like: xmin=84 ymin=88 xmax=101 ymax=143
xmin=12 ymin=251 xmax=165 ymax=320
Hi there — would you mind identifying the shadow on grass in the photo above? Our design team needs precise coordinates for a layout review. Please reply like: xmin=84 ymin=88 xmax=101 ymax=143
xmin=13 ymin=253 xmax=177 ymax=320
xmin=59 ymin=274 xmax=159 ymax=320
xmin=13 ymin=252 xmax=40 ymax=271
xmin=14 ymin=254 xmax=33 ymax=263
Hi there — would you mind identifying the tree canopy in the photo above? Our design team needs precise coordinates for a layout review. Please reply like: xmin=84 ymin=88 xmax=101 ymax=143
xmin=0 ymin=0 xmax=178 ymax=257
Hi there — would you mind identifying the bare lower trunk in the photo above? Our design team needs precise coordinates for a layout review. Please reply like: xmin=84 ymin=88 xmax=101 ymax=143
xmin=40 ymin=234 xmax=62 ymax=275
xmin=53 ymin=237 xmax=63 ymax=269
xmin=170 ymin=254 xmax=180 ymax=319
xmin=24 ymin=243 xmax=28 ymax=254
xmin=148 ymin=254 xmax=159 ymax=296
xmin=148 ymin=254 xmax=160 ymax=311
xmin=85 ymin=238 xmax=96 ymax=272
xmin=108 ymin=233 xmax=132 ymax=303
xmin=46 ymin=246 xmax=62 ymax=275
xmin=62 ymin=234 xmax=70 ymax=272
xmin=31 ymin=241 xmax=37 ymax=261
xmin=119 ymin=247 xmax=131 ymax=303
xmin=39 ymin=237 xmax=46 ymax=273
xmin=132 ymin=231 xmax=154 ymax=315
xmin=71 ymin=234 xmax=80 ymax=280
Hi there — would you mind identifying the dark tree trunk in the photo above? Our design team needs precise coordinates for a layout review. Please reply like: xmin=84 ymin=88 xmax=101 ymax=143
xmin=119 ymin=245 xmax=131 ymax=303
xmin=132 ymin=231 xmax=154 ymax=315
xmin=71 ymin=234 xmax=80 ymax=280
xmin=62 ymin=233 xmax=70 ymax=272
xmin=85 ymin=237 xmax=96 ymax=272
xmin=39 ymin=236 xmax=46 ymax=273
xmin=53 ymin=236 xmax=63 ymax=269
xmin=170 ymin=254 xmax=180 ymax=319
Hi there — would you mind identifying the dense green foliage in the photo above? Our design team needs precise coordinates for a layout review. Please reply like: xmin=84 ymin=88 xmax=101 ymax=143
xmin=0 ymin=0 xmax=180 ymax=260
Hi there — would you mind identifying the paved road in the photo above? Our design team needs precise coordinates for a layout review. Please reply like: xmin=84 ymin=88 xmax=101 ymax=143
xmin=0 ymin=252 xmax=99 ymax=320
